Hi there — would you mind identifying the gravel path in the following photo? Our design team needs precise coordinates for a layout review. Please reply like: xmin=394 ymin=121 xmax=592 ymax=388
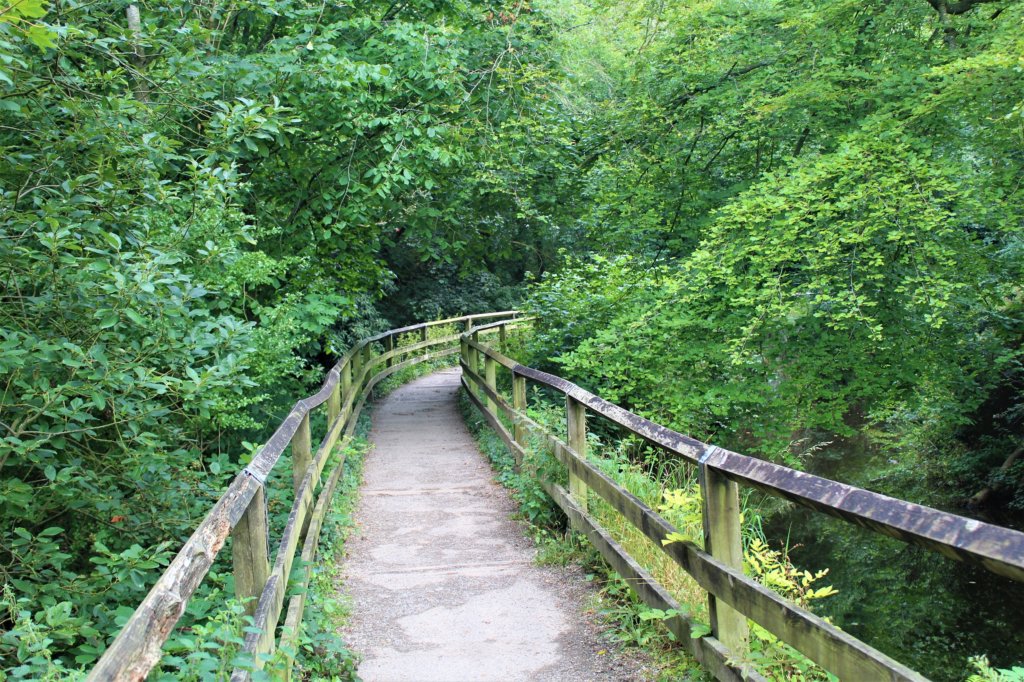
xmin=340 ymin=368 xmax=652 ymax=681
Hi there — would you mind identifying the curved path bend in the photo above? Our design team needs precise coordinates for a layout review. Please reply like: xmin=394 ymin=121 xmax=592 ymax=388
xmin=341 ymin=369 xmax=649 ymax=681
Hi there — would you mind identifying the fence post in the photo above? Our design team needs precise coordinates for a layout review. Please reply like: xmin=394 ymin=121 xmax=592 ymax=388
xmin=327 ymin=381 xmax=340 ymax=428
xmin=484 ymin=355 xmax=497 ymax=415
xmin=499 ymin=323 xmax=508 ymax=354
xmin=513 ymin=370 xmax=527 ymax=448
xmin=352 ymin=346 xmax=363 ymax=391
xmin=420 ymin=326 xmax=428 ymax=344
xmin=467 ymin=334 xmax=479 ymax=395
xmin=341 ymin=359 xmax=353 ymax=417
xmin=472 ymin=330 xmax=481 ymax=374
xmin=292 ymin=413 xmax=312 ymax=495
xmin=465 ymin=317 xmax=473 ymax=334
xmin=700 ymin=451 xmax=749 ymax=655
xmin=566 ymin=396 xmax=588 ymax=512
xmin=232 ymin=487 xmax=270 ymax=617
xmin=385 ymin=333 xmax=394 ymax=368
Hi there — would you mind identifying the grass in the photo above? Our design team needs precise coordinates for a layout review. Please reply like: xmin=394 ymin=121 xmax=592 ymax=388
xmin=587 ymin=454 xmax=709 ymax=625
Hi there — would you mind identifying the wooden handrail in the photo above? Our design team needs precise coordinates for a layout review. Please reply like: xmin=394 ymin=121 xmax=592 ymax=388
xmin=506 ymin=364 xmax=1024 ymax=582
xmin=460 ymin=319 xmax=1024 ymax=681
xmin=87 ymin=313 xmax=517 ymax=682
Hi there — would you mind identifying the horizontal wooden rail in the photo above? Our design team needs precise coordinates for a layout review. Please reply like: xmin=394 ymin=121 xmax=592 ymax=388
xmin=460 ymin=320 xmax=1024 ymax=681
xmin=508 ymin=364 xmax=1024 ymax=583
xmin=88 ymin=313 xmax=517 ymax=682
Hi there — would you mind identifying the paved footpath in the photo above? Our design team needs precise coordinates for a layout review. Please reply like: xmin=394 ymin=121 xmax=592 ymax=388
xmin=341 ymin=368 xmax=649 ymax=681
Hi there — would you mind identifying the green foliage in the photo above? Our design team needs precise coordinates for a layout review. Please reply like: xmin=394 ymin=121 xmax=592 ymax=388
xmin=969 ymin=656 xmax=1024 ymax=682
xmin=4 ymin=0 xmax=1024 ymax=677
xmin=519 ymin=3 xmax=1024 ymax=676
xmin=156 ymin=598 xmax=252 ymax=682
xmin=1 ymin=584 xmax=86 ymax=681
xmin=0 ymin=0 xmax=572 ymax=673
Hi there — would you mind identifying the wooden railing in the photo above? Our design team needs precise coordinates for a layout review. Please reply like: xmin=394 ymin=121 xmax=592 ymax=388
xmin=87 ymin=312 xmax=519 ymax=682
xmin=460 ymin=318 xmax=1024 ymax=682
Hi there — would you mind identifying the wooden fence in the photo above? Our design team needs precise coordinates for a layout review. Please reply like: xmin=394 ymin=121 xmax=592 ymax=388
xmin=460 ymin=318 xmax=1024 ymax=682
xmin=86 ymin=312 xmax=519 ymax=682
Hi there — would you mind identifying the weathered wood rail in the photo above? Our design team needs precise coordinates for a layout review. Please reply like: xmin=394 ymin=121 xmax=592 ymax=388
xmin=86 ymin=312 xmax=519 ymax=682
xmin=460 ymin=318 xmax=1024 ymax=682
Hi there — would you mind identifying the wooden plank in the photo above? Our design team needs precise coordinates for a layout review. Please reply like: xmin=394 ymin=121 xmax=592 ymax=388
xmin=511 ymin=362 xmax=1024 ymax=583
xmin=460 ymin=362 xmax=516 ymax=422
xmin=292 ymin=413 xmax=312 ymax=495
xmin=463 ymin=315 xmax=533 ymax=335
xmin=279 ymin=438 xmax=352 ymax=681
xmin=242 ymin=350 xmax=459 ymax=681
xmin=467 ymin=336 xmax=479 ymax=398
xmin=513 ymin=372 xmax=527 ymax=448
xmin=704 ymin=448 xmax=1024 ymax=583
xmin=262 ymin=349 xmax=461 ymax=680
xmin=351 ymin=346 xmax=364 ymax=389
xmin=462 ymin=375 xmax=527 ymax=467
xmin=232 ymin=488 xmax=270 ymax=618
xmin=373 ymin=333 xmax=460 ymax=366
xmin=327 ymin=383 xmax=340 ymax=427
xmin=341 ymin=360 xmax=352 ymax=402
xmin=357 ymin=311 xmax=518 ymax=346
xmin=466 ymin=337 xmax=517 ymax=369
xmin=514 ymin=364 xmax=705 ymax=462
xmin=238 ymin=476 xmax=317 ymax=664
xmin=567 ymin=396 xmax=588 ymax=513
xmin=463 ymin=382 xmax=761 ymax=682
xmin=90 ymin=322 xmax=474 ymax=682
xmin=701 ymin=459 xmax=749 ymax=655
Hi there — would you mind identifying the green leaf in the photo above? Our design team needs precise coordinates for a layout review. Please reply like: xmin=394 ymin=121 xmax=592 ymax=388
xmin=26 ymin=23 xmax=57 ymax=50
xmin=97 ymin=311 xmax=118 ymax=329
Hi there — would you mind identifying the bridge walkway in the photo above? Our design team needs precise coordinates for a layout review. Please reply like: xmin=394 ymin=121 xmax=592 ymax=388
xmin=341 ymin=369 xmax=648 ymax=681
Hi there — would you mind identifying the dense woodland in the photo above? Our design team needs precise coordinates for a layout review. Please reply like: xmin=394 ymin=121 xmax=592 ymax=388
xmin=1 ymin=0 xmax=1023 ymax=678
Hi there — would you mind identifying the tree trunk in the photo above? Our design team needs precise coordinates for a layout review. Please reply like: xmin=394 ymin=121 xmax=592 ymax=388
xmin=126 ymin=5 xmax=148 ymax=102
xmin=968 ymin=444 xmax=1024 ymax=507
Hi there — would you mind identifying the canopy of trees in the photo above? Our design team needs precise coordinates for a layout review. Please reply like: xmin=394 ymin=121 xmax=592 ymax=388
xmin=0 ymin=0 xmax=572 ymax=675
xmin=530 ymin=0 xmax=1024 ymax=495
